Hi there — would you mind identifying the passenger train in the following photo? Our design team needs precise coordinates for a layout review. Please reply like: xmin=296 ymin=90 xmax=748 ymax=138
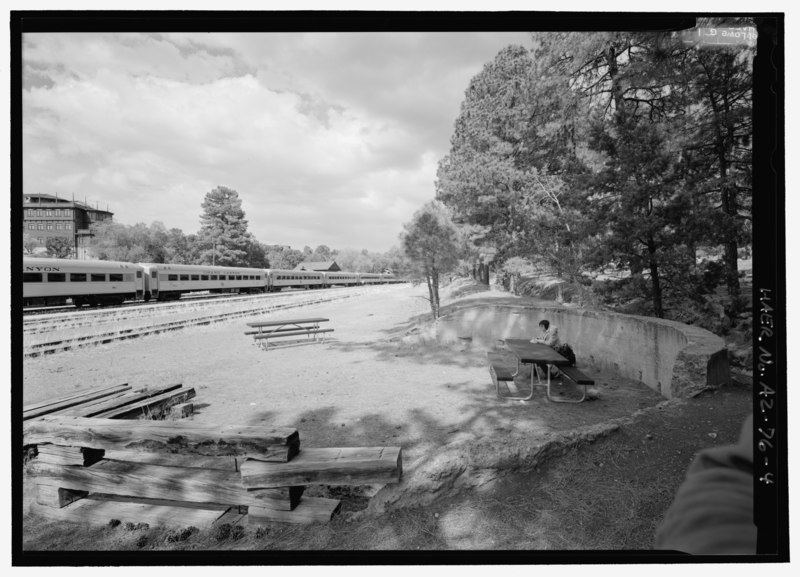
xmin=22 ymin=257 xmax=399 ymax=307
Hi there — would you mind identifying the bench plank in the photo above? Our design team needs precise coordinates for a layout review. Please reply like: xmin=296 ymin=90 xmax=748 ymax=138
xmin=252 ymin=328 xmax=334 ymax=340
xmin=486 ymin=352 xmax=516 ymax=382
xmin=559 ymin=366 xmax=595 ymax=385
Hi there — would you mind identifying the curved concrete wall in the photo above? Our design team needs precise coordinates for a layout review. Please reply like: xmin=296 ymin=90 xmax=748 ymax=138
xmin=435 ymin=302 xmax=730 ymax=399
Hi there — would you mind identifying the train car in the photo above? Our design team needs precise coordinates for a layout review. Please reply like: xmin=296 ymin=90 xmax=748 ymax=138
xmin=139 ymin=263 xmax=267 ymax=301
xmin=265 ymin=269 xmax=325 ymax=292
xmin=358 ymin=272 xmax=384 ymax=285
xmin=321 ymin=271 xmax=360 ymax=288
xmin=23 ymin=257 xmax=144 ymax=307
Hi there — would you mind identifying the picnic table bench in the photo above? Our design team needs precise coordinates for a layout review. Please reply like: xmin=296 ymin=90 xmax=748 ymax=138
xmin=487 ymin=339 xmax=595 ymax=403
xmin=246 ymin=317 xmax=333 ymax=350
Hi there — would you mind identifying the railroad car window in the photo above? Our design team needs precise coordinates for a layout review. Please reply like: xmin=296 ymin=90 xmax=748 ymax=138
xmin=201 ymin=275 xmax=209 ymax=281
xmin=151 ymin=272 xmax=157 ymax=279
xmin=180 ymin=275 xmax=189 ymax=281
xmin=191 ymin=275 xmax=200 ymax=281
xmin=91 ymin=273 xmax=106 ymax=282
xmin=136 ymin=271 xmax=142 ymax=278
xmin=109 ymin=274 xmax=123 ymax=282
xmin=236 ymin=275 xmax=242 ymax=280
xmin=47 ymin=273 xmax=66 ymax=282
xmin=168 ymin=274 xmax=178 ymax=281
xmin=23 ymin=272 xmax=42 ymax=282
xmin=124 ymin=274 xmax=134 ymax=282
xmin=210 ymin=275 xmax=218 ymax=280
xmin=70 ymin=273 xmax=87 ymax=282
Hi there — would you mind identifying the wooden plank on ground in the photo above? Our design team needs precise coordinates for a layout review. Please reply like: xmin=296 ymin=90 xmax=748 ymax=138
xmin=239 ymin=447 xmax=402 ymax=489
xmin=93 ymin=387 xmax=196 ymax=419
xmin=35 ymin=445 xmax=105 ymax=466
xmin=23 ymin=416 xmax=299 ymax=458
xmin=23 ymin=384 xmax=131 ymax=420
xmin=55 ymin=384 xmax=184 ymax=418
xmin=30 ymin=498 xmax=229 ymax=529
xmin=247 ymin=497 xmax=341 ymax=525
xmin=26 ymin=459 xmax=301 ymax=509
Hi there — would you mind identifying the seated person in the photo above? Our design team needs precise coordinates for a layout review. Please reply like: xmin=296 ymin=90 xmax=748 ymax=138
xmin=531 ymin=319 xmax=560 ymax=378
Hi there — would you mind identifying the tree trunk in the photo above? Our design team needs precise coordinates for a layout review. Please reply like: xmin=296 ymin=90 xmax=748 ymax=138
xmin=647 ymin=242 xmax=664 ymax=319
xmin=720 ymin=185 xmax=741 ymax=298
xmin=430 ymin=270 xmax=440 ymax=319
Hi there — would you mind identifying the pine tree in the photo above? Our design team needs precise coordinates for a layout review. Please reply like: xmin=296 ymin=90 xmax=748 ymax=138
xmin=196 ymin=186 xmax=254 ymax=267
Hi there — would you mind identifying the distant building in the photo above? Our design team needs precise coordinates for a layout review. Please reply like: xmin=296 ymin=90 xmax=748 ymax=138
xmin=23 ymin=194 xmax=113 ymax=258
xmin=295 ymin=260 xmax=341 ymax=272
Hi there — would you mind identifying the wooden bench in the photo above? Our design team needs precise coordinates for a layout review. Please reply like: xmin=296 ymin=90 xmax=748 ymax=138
xmin=552 ymin=365 xmax=595 ymax=404
xmin=246 ymin=317 xmax=332 ymax=350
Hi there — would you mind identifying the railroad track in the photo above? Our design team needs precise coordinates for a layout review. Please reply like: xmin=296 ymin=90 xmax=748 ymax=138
xmin=23 ymin=286 xmax=383 ymax=358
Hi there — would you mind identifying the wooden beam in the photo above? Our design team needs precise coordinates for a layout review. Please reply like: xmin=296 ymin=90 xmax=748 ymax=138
xmin=23 ymin=416 xmax=300 ymax=459
xmin=23 ymin=384 xmax=131 ymax=420
xmin=169 ymin=403 xmax=194 ymax=419
xmin=30 ymin=497 xmax=229 ymax=529
xmin=92 ymin=387 xmax=196 ymax=420
xmin=34 ymin=482 xmax=88 ymax=508
xmin=54 ymin=384 xmax=184 ymax=418
xmin=247 ymin=497 xmax=341 ymax=525
xmin=35 ymin=445 xmax=105 ymax=466
xmin=27 ymin=459 xmax=301 ymax=509
xmin=239 ymin=447 xmax=402 ymax=489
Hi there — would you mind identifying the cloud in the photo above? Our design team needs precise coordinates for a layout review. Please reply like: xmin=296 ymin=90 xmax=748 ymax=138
xmin=22 ymin=31 xmax=532 ymax=252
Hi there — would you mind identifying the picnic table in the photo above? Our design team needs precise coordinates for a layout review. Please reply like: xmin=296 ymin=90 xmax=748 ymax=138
xmin=245 ymin=317 xmax=333 ymax=350
xmin=501 ymin=339 xmax=578 ymax=402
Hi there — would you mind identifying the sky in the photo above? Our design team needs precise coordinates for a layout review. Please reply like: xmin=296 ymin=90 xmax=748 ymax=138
xmin=22 ymin=30 xmax=533 ymax=254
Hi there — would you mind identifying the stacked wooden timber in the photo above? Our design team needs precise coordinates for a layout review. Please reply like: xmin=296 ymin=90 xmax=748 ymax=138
xmin=24 ymin=416 xmax=402 ymax=528
xmin=23 ymin=383 xmax=196 ymax=421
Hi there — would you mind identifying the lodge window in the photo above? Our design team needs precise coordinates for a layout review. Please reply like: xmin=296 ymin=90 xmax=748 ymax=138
xmin=65 ymin=223 xmax=72 ymax=230
xmin=47 ymin=223 xmax=53 ymax=230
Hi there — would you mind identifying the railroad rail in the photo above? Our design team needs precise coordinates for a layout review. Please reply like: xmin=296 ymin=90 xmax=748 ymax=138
xmin=23 ymin=285 xmax=387 ymax=358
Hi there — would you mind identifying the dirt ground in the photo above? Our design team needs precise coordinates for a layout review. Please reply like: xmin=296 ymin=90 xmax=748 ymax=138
xmin=20 ymin=281 xmax=755 ymax=551
xmin=23 ymin=283 xmax=664 ymax=471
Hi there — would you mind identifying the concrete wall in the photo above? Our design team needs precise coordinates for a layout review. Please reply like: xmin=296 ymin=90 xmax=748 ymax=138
xmin=435 ymin=303 xmax=730 ymax=399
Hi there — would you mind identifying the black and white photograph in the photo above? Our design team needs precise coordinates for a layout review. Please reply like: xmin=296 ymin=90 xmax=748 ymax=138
xmin=10 ymin=7 xmax=787 ymax=566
